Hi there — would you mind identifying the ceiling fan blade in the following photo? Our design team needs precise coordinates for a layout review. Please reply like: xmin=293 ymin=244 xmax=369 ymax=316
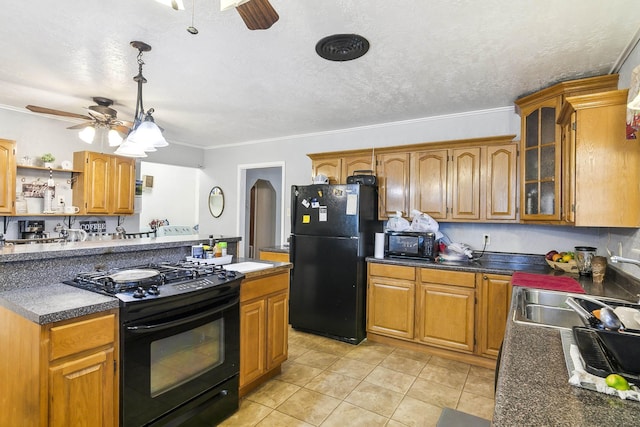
xmin=236 ymin=0 xmax=279 ymax=30
xmin=113 ymin=124 xmax=131 ymax=134
xmin=26 ymin=105 xmax=92 ymax=120
xmin=67 ymin=121 xmax=95 ymax=130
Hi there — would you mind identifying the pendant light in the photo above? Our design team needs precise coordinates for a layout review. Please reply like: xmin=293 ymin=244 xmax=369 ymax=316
xmin=116 ymin=41 xmax=168 ymax=158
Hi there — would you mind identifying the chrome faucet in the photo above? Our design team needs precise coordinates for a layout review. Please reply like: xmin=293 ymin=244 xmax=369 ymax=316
xmin=610 ymin=256 xmax=640 ymax=267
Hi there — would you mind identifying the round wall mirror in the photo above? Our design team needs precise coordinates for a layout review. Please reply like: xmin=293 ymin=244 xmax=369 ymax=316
xmin=208 ymin=187 xmax=225 ymax=218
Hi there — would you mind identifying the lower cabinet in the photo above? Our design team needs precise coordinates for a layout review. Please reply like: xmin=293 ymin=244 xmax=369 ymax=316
xmin=367 ymin=262 xmax=511 ymax=364
xmin=0 ymin=307 xmax=118 ymax=427
xmin=259 ymin=250 xmax=290 ymax=262
xmin=477 ymin=273 xmax=512 ymax=357
xmin=239 ymin=269 xmax=289 ymax=396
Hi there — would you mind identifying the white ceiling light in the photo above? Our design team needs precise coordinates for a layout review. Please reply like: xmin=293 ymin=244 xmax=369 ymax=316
xmin=116 ymin=41 xmax=168 ymax=158
xmin=108 ymin=129 xmax=124 ymax=147
xmin=78 ymin=126 xmax=95 ymax=144
xmin=155 ymin=0 xmax=184 ymax=10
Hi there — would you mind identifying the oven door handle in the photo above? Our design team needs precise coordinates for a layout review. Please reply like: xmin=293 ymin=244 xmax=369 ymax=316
xmin=126 ymin=296 xmax=239 ymax=333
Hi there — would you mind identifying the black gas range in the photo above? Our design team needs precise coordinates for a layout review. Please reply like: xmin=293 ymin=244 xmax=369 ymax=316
xmin=66 ymin=261 xmax=244 ymax=426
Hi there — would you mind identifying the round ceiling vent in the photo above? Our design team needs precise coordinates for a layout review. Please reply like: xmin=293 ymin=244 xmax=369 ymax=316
xmin=315 ymin=34 xmax=370 ymax=62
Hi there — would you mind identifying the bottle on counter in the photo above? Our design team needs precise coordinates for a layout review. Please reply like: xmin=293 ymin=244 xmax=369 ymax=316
xmin=218 ymin=241 xmax=227 ymax=256
xmin=214 ymin=244 xmax=222 ymax=257
xmin=209 ymin=234 xmax=214 ymax=248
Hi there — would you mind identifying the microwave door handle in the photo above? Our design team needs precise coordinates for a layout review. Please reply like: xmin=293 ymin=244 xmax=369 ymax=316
xmin=126 ymin=296 xmax=239 ymax=334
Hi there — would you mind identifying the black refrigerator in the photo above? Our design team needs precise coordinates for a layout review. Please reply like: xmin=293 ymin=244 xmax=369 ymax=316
xmin=289 ymin=183 xmax=381 ymax=344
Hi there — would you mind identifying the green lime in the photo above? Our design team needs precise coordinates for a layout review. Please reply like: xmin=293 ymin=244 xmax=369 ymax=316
xmin=605 ymin=374 xmax=630 ymax=391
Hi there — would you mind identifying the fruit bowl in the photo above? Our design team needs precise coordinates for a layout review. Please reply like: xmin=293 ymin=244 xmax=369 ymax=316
xmin=546 ymin=259 xmax=579 ymax=273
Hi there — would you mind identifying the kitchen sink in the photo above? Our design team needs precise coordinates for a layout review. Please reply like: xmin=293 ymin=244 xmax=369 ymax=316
xmin=513 ymin=287 xmax=584 ymax=330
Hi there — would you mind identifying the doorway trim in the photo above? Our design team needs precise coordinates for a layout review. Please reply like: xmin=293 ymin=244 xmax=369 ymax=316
xmin=236 ymin=161 xmax=286 ymax=258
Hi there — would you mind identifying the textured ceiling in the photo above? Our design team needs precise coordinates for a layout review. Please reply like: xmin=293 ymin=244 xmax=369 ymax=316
xmin=0 ymin=0 xmax=638 ymax=149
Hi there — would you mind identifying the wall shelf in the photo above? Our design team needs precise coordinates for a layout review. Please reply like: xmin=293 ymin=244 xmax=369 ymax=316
xmin=17 ymin=165 xmax=83 ymax=174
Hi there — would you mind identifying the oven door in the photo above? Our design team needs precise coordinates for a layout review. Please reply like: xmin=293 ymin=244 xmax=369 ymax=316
xmin=121 ymin=292 xmax=240 ymax=427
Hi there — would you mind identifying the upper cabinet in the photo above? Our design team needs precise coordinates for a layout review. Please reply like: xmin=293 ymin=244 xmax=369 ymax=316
xmin=308 ymin=151 xmax=374 ymax=184
xmin=0 ymin=139 xmax=16 ymax=214
xmin=515 ymin=74 xmax=618 ymax=223
xmin=377 ymin=152 xmax=411 ymax=218
xmin=557 ymin=89 xmax=640 ymax=227
xmin=73 ymin=151 xmax=135 ymax=215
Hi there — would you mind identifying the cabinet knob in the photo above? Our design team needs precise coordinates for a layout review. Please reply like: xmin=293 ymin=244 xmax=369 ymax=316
xmin=483 ymin=275 xmax=488 ymax=280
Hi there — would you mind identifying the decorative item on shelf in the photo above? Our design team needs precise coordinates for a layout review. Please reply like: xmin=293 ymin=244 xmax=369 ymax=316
xmin=41 ymin=153 xmax=55 ymax=168
xmin=148 ymin=218 xmax=169 ymax=231
xmin=115 ymin=41 xmax=169 ymax=158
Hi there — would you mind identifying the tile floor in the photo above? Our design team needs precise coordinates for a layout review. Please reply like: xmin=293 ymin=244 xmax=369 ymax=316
xmin=221 ymin=328 xmax=495 ymax=426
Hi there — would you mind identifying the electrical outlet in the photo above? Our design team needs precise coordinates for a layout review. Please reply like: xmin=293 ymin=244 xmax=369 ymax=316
xmin=58 ymin=196 xmax=65 ymax=206
xmin=483 ymin=233 xmax=490 ymax=246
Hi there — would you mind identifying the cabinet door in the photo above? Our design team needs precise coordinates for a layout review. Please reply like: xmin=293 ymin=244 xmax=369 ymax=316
xmin=416 ymin=283 xmax=475 ymax=352
xmin=84 ymin=152 xmax=111 ymax=214
xmin=0 ymin=139 xmax=16 ymax=214
xmin=341 ymin=154 xmax=374 ymax=184
xmin=367 ymin=276 xmax=415 ymax=339
xmin=450 ymin=147 xmax=481 ymax=220
xmin=110 ymin=156 xmax=135 ymax=214
xmin=377 ymin=152 xmax=411 ymax=218
xmin=312 ymin=158 xmax=342 ymax=184
xmin=412 ymin=149 xmax=448 ymax=219
xmin=49 ymin=348 xmax=115 ymax=427
xmin=240 ymin=299 xmax=266 ymax=387
xmin=520 ymin=99 xmax=562 ymax=221
xmin=267 ymin=292 xmax=288 ymax=370
xmin=477 ymin=274 xmax=512 ymax=358
xmin=486 ymin=144 xmax=517 ymax=220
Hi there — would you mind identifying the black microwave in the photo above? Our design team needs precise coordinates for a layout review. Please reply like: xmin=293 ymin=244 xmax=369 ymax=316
xmin=384 ymin=231 xmax=438 ymax=260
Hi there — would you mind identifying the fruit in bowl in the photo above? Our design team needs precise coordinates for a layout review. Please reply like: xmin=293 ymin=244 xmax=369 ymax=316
xmin=545 ymin=250 xmax=578 ymax=272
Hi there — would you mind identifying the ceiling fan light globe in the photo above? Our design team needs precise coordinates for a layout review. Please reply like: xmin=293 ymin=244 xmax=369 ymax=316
xmin=78 ymin=126 xmax=95 ymax=144
xmin=108 ymin=129 xmax=124 ymax=147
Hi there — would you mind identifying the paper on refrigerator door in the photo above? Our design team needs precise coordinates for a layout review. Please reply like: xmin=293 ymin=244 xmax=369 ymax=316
xmin=319 ymin=206 xmax=327 ymax=221
xmin=346 ymin=194 xmax=358 ymax=215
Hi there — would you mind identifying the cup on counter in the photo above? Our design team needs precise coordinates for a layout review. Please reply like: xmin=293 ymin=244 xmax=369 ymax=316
xmin=591 ymin=256 xmax=607 ymax=283
xmin=64 ymin=206 xmax=80 ymax=214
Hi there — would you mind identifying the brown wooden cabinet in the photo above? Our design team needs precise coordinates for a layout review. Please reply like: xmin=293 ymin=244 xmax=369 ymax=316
xmin=259 ymin=249 xmax=290 ymax=262
xmin=416 ymin=269 xmax=475 ymax=353
xmin=515 ymin=74 xmax=618 ymax=223
xmin=377 ymin=152 xmax=411 ymax=218
xmin=0 ymin=307 xmax=118 ymax=427
xmin=0 ymin=138 xmax=16 ymax=214
xmin=557 ymin=89 xmax=640 ymax=227
xmin=73 ymin=151 xmax=135 ymax=215
xmin=367 ymin=263 xmax=416 ymax=339
xmin=477 ymin=273 xmax=512 ymax=358
xmin=485 ymin=144 xmax=518 ymax=220
xmin=239 ymin=269 xmax=289 ymax=396
xmin=309 ymin=151 xmax=375 ymax=185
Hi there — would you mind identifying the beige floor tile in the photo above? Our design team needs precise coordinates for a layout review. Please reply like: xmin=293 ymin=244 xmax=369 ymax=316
xmin=280 ymin=361 xmax=324 ymax=387
xmin=307 ymin=337 xmax=355 ymax=357
xmin=406 ymin=377 xmax=462 ymax=408
xmin=295 ymin=349 xmax=340 ymax=370
xmin=419 ymin=363 xmax=469 ymax=390
xmin=469 ymin=364 xmax=495 ymax=381
xmin=277 ymin=388 xmax=341 ymax=426
xmin=364 ymin=365 xmax=416 ymax=394
xmin=344 ymin=345 xmax=394 ymax=365
xmin=246 ymin=379 xmax=300 ymax=408
xmin=391 ymin=347 xmax=432 ymax=363
xmin=305 ymin=371 xmax=361 ymax=399
xmin=428 ymin=355 xmax=471 ymax=373
xmin=385 ymin=420 xmax=409 ymax=427
xmin=327 ymin=357 xmax=376 ymax=380
xmin=456 ymin=391 xmax=495 ymax=421
xmin=344 ymin=381 xmax=404 ymax=418
xmin=391 ymin=395 xmax=443 ymax=427
xmin=256 ymin=410 xmax=314 ymax=427
xmin=463 ymin=371 xmax=495 ymax=398
xmin=320 ymin=402 xmax=389 ymax=427
xmin=219 ymin=399 xmax=272 ymax=426
xmin=380 ymin=352 xmax=427 ymax=376
xmin=288 ymin=344 xmax=311 ymax=361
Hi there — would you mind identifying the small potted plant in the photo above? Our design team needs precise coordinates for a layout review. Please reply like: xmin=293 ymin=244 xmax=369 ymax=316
xmin=41 ymin=153 xmax=55 ymax=168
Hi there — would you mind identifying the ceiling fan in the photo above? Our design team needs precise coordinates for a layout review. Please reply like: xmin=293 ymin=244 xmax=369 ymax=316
xmin=156 ymin=0 xmax=279 ymax=30
xmin=26 ymin=96 xmax=133 ymax=136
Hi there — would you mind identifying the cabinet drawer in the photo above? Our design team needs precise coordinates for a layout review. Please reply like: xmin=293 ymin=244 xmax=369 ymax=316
xmin=369 ymin=263 xmax=415 ymax=281
xmin=241 ymin=272 xmax=289 ymax=302
xmin=420 ymin=269 xmax=475 ymax=288
xmin=49 ymin=314 xmax=116 ymax=361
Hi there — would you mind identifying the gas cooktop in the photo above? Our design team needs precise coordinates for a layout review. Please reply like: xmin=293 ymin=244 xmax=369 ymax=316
xmin=65 ymin=261 xmax=243 ymax=302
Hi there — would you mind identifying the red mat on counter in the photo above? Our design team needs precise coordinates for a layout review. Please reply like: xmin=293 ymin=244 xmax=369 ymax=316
xmin=511 ymin=272 xmax=585 ymax=294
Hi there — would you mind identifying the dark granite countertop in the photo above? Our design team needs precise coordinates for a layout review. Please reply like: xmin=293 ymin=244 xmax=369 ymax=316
xmin=494 ymin=297 xmax=640 ymax=426
xmin=259 ymin=245 xmax=289 ymax=254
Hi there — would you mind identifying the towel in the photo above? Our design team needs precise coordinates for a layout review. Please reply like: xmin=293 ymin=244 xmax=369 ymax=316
xmin=511 ymin=272 xmax=585 ymax=294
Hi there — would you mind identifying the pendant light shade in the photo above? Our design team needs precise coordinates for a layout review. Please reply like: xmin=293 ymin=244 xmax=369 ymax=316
xmin=108 ymin=129 xmax=124 ymax=146
xmin=116 ymin=41 xmax=168 ymax=158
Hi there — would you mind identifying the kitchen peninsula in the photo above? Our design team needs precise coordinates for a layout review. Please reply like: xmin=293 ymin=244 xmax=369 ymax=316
xmin=0 ymin=236 xmax=291 ymax=427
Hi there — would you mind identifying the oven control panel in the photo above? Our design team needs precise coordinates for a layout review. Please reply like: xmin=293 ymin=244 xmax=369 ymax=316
xmin=173 ymin=278 xmax=216 ymax=291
